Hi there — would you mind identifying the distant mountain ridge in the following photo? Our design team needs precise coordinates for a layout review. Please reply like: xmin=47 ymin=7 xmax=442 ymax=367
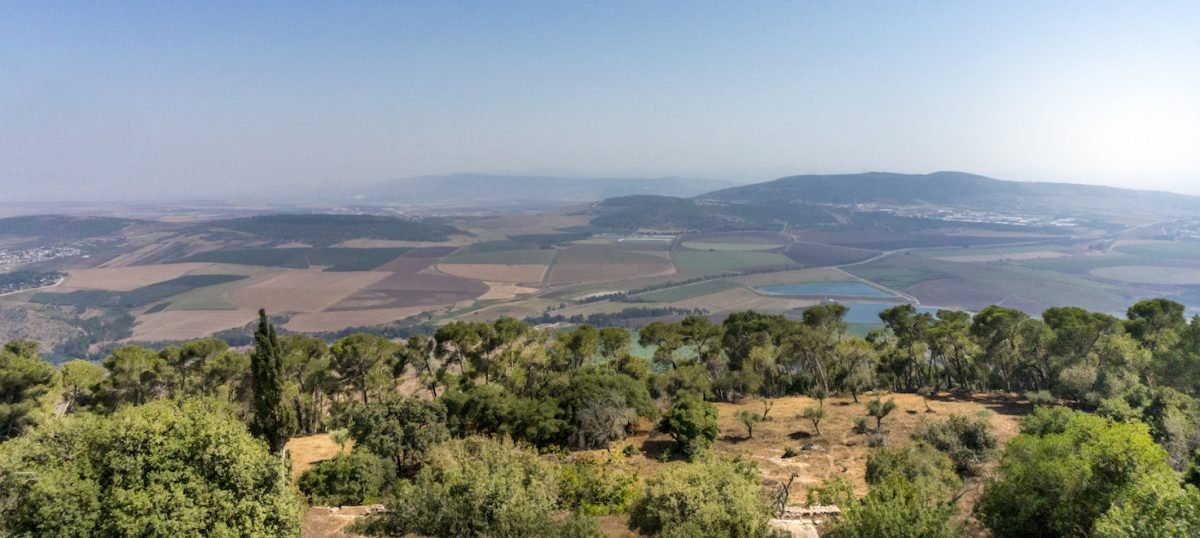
xmin=590 ymin=171 xmax=1200 ymax=233
xmin=701 ymin=171 xmax=1200 ymax=215
xmin=360 ymin=173 xmax=739 ymax=207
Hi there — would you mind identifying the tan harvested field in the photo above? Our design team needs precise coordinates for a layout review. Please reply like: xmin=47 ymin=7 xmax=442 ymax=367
xmin=329 ymin=272 xmax=487 ymax=311
xmin=460 ymin=298 xmax=561 ymax=321
xmin=547 ymin=262 xmax=675 ymax=285
xmin=478 ymin=281 xmax=540 ymax=301
xmin=230 ymin=270 xmax=392 ymax=313
xmin=285 ymin=305 xmax=435 ymax=332
xmin=937 ymin=250 xmax=1067 ymax=263
xmin=437 ymin=263 xmax=549 ymax=283
xmin=130 ymin=309 xmax=256 ymax=341
xmin=671 ymin=287 xmax=818 ymax=312
xmin=62 ymin=263 xmax=214 ymax=291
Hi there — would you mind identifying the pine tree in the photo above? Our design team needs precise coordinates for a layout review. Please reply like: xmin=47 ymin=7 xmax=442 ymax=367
xmin=250 ymin=309 xmax=294 ymax=453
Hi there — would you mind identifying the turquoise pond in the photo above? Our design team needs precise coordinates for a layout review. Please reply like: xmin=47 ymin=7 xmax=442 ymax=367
xmin=756 ymin=281 xmax=893 ymax=298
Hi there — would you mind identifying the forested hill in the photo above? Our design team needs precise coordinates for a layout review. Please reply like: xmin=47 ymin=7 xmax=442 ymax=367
xmin=589 ymin=172 xmax=1200 ymax=233
xmin=702 ymin=171 xmax=1200 ymax=216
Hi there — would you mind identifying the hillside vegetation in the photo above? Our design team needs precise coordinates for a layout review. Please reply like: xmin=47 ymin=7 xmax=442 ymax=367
xmin=2 ymin=297 xmax=1200 ymax=536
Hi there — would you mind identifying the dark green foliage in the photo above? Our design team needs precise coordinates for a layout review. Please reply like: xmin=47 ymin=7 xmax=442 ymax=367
xmin=0 ymin=398 xmax=302 ymax=536
xmin=978 ymin=410 xmax=1178 ymax=538
xmin=865 ymin=397 xmax=897 ymax=429
xmin=911 ymin=413 xmax=998 ymax=476
xmin=823 ymin=475 xmax=957 ymax=538
xmin=347 ymin=397 xmax=449 ymax=474
xmin=98 ymin=345 xmax=168 ymax=409
xmin=385 ymin=437 xmax=566 ymax=537
xmin=0 ymin=342 xmax=56 ymax=441
xmin=865 ymin=445 xmax=960 ymax=500
xmin=628 ymin=458 xmax=776 ymax=538
xmin=0 ymin=215 xmax=134 ymax=239
xmin=659 ymin=394 xmax=719 ymax=459
xmin=209 ymin=214 xmax=460 ymax=247
xmin=31 ymin=274 xmax=246 ymax=308
xmin=298 ymin=450 xmax=393 ymax=506
xmin=180 ymin=247 xmax=411 ymax=271
xmin=250 ymin=310 xmax=294 ymax=453
xmin=0 ymin=271 xmax=64 ymax=294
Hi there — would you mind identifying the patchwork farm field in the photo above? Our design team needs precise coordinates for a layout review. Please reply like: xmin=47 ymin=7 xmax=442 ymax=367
xmin=635 ymin=279 xmax=740 ymax=303
xmin=671 ymin=250 xmax=794 ymax=275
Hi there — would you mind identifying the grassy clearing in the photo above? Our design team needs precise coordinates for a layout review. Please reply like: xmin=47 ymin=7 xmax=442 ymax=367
xmin=554 ymin=244 xmax=669 ymax=265
xmin=1115 ymin=241 xmax=1200 ymax=260
xmin=1091 ymin=266 xmax=1200 ymax=285
xmin=671 ymin=250 xmax=794 ymax=275
xmin=681 ymin=241 xmax=782 ymax=252
xmin=442 ymin=242 xmax=558 ymax=265
xmin=847 ymin=254 xmax=1131 ymax=313
xmin=635 ymin=279 xmax=740 ymax=303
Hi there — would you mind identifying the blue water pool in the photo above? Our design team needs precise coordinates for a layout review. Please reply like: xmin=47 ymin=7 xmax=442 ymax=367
xmin=756 ymin=281 xmax=893 ymax=298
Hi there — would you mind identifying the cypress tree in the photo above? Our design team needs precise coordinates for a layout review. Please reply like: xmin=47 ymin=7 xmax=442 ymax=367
xmin=250 ymin=309 xmax=294 ymax=453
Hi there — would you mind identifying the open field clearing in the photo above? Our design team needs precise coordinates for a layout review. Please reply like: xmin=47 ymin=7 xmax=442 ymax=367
xmin=436 ymin=263 xmax=548 ymax=283
xmin=934 ymin=250 xmax=1068 ymax=263
xmin=670 ymin=288 xmax=817 ymax=312
xmin=681 ymin=239 xmax=784 ymax=251
xmin=636 ymin=279 xmax=740 ymax=302
xmin=729 ymin=267 xmax=853 ymax=287
xmin=61 ymin=263 xmax=213 ymax=291
xmin=333 ymin=236 xmax=473 ymax=248
xmin=783 ymin=242 xmax=879 ymax=266
xmin=756 ymin=281 xmax=894 ymax=298
xmin=554 ymin=244 xmax=673 ymax=265
xmin=906 ymin=278 xmax=1010 ymax=310
xmin=130 ymin=308 xmax=256 ymax=341
xmin=1091 ymin=265 xmax=1200 ymax=285
xmin=789 ymin=231 xmax=1044 ymax=251
xmin=1115 ymin=240 xmax=1200 ymax=260
xmin=548 ymin=262 xmax=675 ymax=285
xmin=230 ymin=270 xmax=391 ymax=312
xmin=442 ymin=247 xmax=558 ymax=265
xmin=461 ymin=298 xmax=561 ymax=321
xmin=33 ymin=274 xmax=248 ymax=309
xmin=847 ymin=254 xmax=1131 ymax=313
xmin=672 ymin=250 xmax=794 ymax=275
xmin=329 ymin=272 xmax=487 ymax=311
xmin=288 ymin=433 xmax=350 ymax=480
xmin=1019 ymin=252 xmax=1196 ymax=273
xmin=181 ymin=247 xmax=412 ymax=271
xmin=478 ymin=281 xmax=539 ymax=300
xmin=165 ymin=270 xmax=280 ymax=311
xmin=285 ymin=306 xmax=436 ymax=332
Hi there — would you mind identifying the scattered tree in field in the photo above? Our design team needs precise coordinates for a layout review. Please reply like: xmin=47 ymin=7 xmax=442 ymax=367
xmin=801 ymin=406 xmax=825 ymax=436
xmin=660 ymin=394 xmax=719 ymax=459
xmin=735 ymin=409 xmax=763 ymax=439
xmin=249 ymin=309 xmax=294 ymax=453
xmin=866 ymin=397 xmax=897 ymax=430
xmin=629 ymin=458 xmax=775 ymax=538
xmin=0 ymin=398 xmax=302 ymax=536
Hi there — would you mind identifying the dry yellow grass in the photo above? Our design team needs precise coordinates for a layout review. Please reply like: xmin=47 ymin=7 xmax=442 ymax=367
xmin=62 ymin=263 xmax=214 ymax=291
xmin=230 ymin=270 xmax=391 ymax=313
xmin=437 ymin=263 xmax=549 ymax=283
xmin=288 ymin=433 xmax=351 ymax=480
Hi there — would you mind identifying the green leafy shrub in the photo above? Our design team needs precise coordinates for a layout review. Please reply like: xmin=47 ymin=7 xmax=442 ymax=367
xmin=298 ymin=450 xmax=394 ymax=506
xmin=629 ymin=458 xmax=775 ymax=538
xmin=910 ymin=413 xmax=998 ymax=476
xmin=659 ymin=394 xmax=719 ymax=459
xmin=558 ymin=459 xmax=639 ymax=515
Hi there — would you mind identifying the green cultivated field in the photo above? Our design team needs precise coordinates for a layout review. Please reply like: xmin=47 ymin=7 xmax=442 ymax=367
xmin=671 ymin=250 xmax=794 ymax=275
xmin=181 ymin=247 xmax=411 ymax=271
xmin=553 ymin=244 xmax=669 ymax=265
xmin=681 ymin=241 xmax=782 ymax=252
xmin=1115 ymin=241 xmax=1200 ymax=260
xmin=636 ymin=280 xmax=740 ymax=303
xmin=32 ymin=275 xmax=247 ymax=309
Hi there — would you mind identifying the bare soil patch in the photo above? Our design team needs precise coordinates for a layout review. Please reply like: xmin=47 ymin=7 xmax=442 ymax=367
xmin=478 ymin=281 xmax=540 ymax=301
xmin=130 ymin=309 xmax=256 ymax=341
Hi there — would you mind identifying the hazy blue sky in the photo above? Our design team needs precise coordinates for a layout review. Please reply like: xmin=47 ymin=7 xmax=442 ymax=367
xmin=2 ymin=1 xmax=1198 ymax=200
